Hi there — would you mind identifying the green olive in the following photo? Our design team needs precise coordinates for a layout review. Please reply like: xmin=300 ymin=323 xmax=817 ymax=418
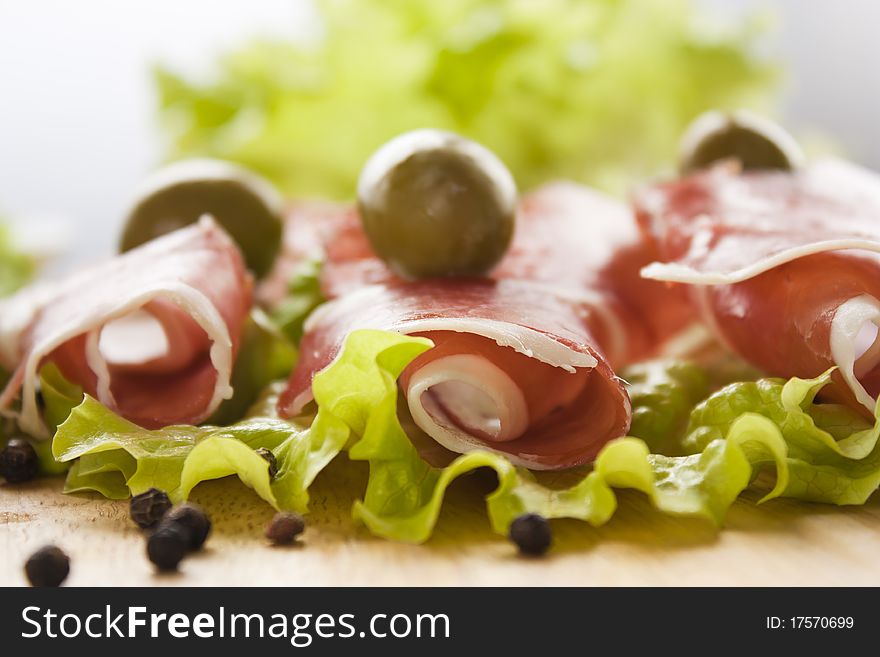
xmin=120 ymin=159 xmax=284 ymax=278
xmin=678 ymin=110 xmax=804 ymax=175
xmin=357 ymin=129 xmax=517 ymax=279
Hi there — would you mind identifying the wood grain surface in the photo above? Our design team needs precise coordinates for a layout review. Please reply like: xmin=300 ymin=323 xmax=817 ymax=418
xmin=3 ymin=455 xmax=880 ymax=587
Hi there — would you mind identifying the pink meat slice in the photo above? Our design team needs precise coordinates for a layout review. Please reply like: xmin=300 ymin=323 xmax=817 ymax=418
xmin=636 ymin=159 xmax=880 ymax=412
xmin=0 ymin=217 xmax=252 ymax=436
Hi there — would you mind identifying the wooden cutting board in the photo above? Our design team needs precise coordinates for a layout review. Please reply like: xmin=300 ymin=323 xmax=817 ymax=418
xmin=3 ymin=455 xmax=880 ymax=587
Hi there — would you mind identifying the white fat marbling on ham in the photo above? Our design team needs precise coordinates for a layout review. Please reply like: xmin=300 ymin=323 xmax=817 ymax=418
xmin=830 ymin=296 xmax=880 ymax=411
xmin=641 ymin=236 xmax=880 ymax=285
xmin=406 ymin=354 xmax=529 ymax=451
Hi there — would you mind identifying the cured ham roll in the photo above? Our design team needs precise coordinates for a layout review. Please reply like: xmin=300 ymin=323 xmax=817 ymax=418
xmin=0 ymin=217 xmax=252 ymax=437
xmin=636 ymin=159 xmax=880 ymax=412
xmin=272 ymin=184 xmax=694 ymax=469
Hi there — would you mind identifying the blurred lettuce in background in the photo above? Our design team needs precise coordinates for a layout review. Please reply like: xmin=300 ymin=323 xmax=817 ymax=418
xmin=156 ymin=0 xmax=775 ymax=199
xmin=0 ymin=223 xmax=36 ymax=297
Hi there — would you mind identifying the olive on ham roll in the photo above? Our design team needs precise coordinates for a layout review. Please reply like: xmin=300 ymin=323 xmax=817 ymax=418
xmin=271 ymin=178 xmax=694 ymax=470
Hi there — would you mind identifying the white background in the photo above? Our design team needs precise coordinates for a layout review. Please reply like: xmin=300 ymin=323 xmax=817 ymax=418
xmin=0 ymin=0 xmax=877 ymax=265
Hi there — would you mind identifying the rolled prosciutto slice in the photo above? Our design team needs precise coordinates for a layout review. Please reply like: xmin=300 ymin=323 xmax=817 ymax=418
xmin=0 ymin=217 xmax=251 ymax=437
xmin=274 ymin=184 xmax=694 ymax=469
xmin=636 ymin=159 xmax=880 ymax=412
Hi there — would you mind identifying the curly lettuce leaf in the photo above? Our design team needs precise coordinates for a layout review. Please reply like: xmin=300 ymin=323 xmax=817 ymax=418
xmin=349 ymin=358 xmax=787 ymax=543
xmin=684 ymin=370 xmax=880 ymax=504
xmin=29 ymin=363 xmax=85 ymax=475
xmin=64 ymin=450 xmax=137 ymax=499
xmin=51 ymin=329 xmax=880 ymax=544
xmin=156 ymin=0 xmax=775 ymax=198
xmin=486 ymin=419 xmax=787 ymax=533
xmin=53 ymin=383 xmax=320 ymax=506
xmin=52 ymin=330 xmax=431 ymax=513
xmin=40 ymin=363 xmax=85 ymax=432
xmin=622 ymin=359 xmax=710 ymax=455
xmin=351 ymin=362 xmax=880 ymax=543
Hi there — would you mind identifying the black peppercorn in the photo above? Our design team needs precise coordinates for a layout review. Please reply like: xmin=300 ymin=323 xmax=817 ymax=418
xmin=147 ymin=523 xmax=188 ymax=571
xmin=129 ymin=488 xmax=172 ymax=528
xmin=0 ymin=438 xmax=39 ymax=483
xmin=265 ymin=512 xmax=305 ymax=545
xmin=163 ymin=503 xmax=211 ymax=551
xmin=508 ymin=513 xmax=552 ymax=556
xmin=25 ymin=545 xmax=70 ymax=587
xmin=256 ymin=447 xmax=278 ymax=479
